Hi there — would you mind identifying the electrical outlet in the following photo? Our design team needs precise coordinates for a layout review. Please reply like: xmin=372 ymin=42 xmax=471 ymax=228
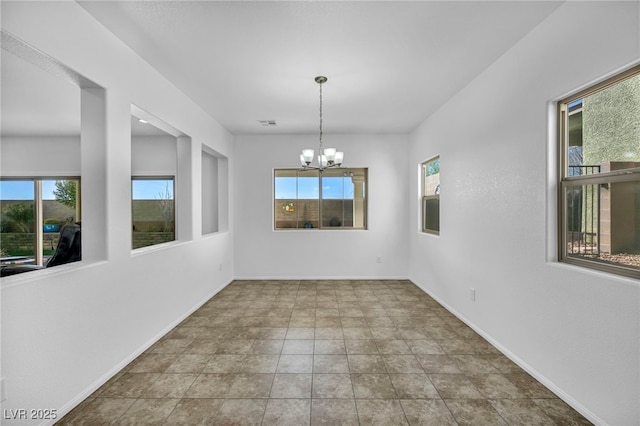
xmin=375 ymin=257 xmax=382 ymax=263
xmin=219 ymin=263 xmax=223 ymax=271
xmin=1 ymin=377 xmax=7 ymax=402
xmin=470 ymin=288 xmax=476 ymax=301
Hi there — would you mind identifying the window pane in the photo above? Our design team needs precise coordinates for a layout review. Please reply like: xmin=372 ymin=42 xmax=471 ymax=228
xmin=422 ymin=157 xmax=440 ymax=233
xmin=296 ymin=170 xmax=319 ymax=229
xmin=320 ymin=169 xmax=365 ymax=228
xmin=0 ymin=180 xmax=35 ymax=264
xmin=564 ymin=180 xmax=640 ymax=271
xmin=274 ymin=168 xmax=366 ymax=230
xmin=43 ymin=179 xmax=80 ymax=262
xmin=566 ymin=72 xmax=640 ymax=176
xmin=132 ymin=179 xmax=175 ymax=248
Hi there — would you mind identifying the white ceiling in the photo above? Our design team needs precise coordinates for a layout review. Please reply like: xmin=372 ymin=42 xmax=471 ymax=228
xmin=2 ymin=1 xmax=563 ymax=137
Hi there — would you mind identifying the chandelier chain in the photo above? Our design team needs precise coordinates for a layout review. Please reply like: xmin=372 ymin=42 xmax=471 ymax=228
xmin=319 ymin=81 xmax=323 ymax=150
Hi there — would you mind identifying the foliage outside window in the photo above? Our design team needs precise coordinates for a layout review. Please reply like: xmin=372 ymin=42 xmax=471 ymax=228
xmin=274 ymin=168 xmax=367 ymax=230
xmin=559 ymin=65 xmax=640 ymax=279
xmin=132 ymin=178 xmax=175 ymax=249
xmin=421 ymin=157 xmax=440 ymax=234
xmin=0 ymin=178 xmax=81 ymax=267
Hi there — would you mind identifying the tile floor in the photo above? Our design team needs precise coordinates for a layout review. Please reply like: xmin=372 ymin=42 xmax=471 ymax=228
xmin=57 ymin=280 xmax=592 ymax=425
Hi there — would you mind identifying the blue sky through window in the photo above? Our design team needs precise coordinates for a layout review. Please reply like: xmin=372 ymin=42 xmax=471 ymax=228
xmin=1 ymin=180 xmax=175 ymax=201
xmin=275 ymin=176 xmax=354 ymax=200
xmin=2 ymin=179 xmax=170 ymax=201
xmin=0 ymin=180 xmax=34 ymax=200
xmin=132 ymin=179 xmax=174 ymax=200
xmin=0 ymin=180 xmax=69 ymax=200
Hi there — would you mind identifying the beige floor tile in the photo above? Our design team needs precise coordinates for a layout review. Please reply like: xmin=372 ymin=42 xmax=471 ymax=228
xmin=127 ymin=354 xmax=179 ymax=373
xmin=345 ymin=339 xmax=379 ymax=355
xmin=141 ymin=373 xmax=198 ymax=398
xmin=314 ymin=339 xmax=346 ymax=354
xmin=504 ymin=373 xmax=557 ymax=398
xmin=163 ymin=398 xmax=223 ymax=425
xmin=356 ymin=399 xmax=408 ymax=425
xmin=314 ymin=327 xmax=344 ymax=339
xmin=406 ymin=339 xmax=445 ymax=355
xmin=238 ymin=354 xmax=280 ymax=373
xmin=211 ymin=399 xmax=267 ymax=426
xmin=428 ymin=374 xmax=484 ymax=399
xmin=312 ymin=373 xmax=354 ymax=398
xmin=277 ymin=354 xmax=313 ymax=373
xmin=313 ymin=354 xmax=350 ymax=373
xmin=311 ymin=399 xmax=358 ymax=426
xmin=400 ymin=399 xmax=457 ymax=425
xmin=489 ymin=399 xmax=556 ymax=425
xmin=390 ymin=374 xmax=440 ymax=399
xmin=445 ymin=399 xmax=508 ymax=426
xmin=352 ymin=373 xmax=397 ymax=399
xmin=415 ymin=354 xmax=463 ymax=374
xmin=348 ymin=354 xmax=387 ymax=373
xmin=185 ymin=339 xmax=221 ymax=354
xmin=532 ymin=398 xmax=593 ymax=425
xmin=468 ymin=373 xmax=526 ymax=399
xmin=376 ymin=339 xmax=412 ymax=354
xmin=342 ymin=327 xmax=374 ymax=339
xmin=450 ymin=354 xmax=500 ymax=374
xmin=270 ymin=373 xmax=312 ymax=398
xmin=250 ymin=339 xmax=284 ymax=354
xmin=101 ymin=373 xmax=161 ymax=398
xmin=256 ymin=328 xmax=288 ymax=340
xmin=282 ymin=339 xmax=314 ymax=354
xmin=62 ymin=397 xmax=136 ymax=425
xmin=184 ymin=374 xmax=234 ymax=398
xmin=114 ymin=398 xmax=178 ymax=425
xmin=215 ymin=339 xmax=254 ymax=354
xmin=286 ymin=327 xmax=315 ymax=339
xmin=383 ymin=354 xmax=424 ymax=373
xmin=227 ymin=373 xmax=274 ymax=398
xmin=262 ymin=399 xmax=311 ymax=426
xmin=314 ymin=317 xmax=342 ymax=327
xmin=165 ymin=354 xmax=211 ymax=373
xmin=202 ymin=354 xmax=246 ymax=373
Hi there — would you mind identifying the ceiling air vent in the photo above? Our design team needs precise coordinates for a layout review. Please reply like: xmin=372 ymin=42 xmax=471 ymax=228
xmin=258 ymin=120 xmax=277 ymax=127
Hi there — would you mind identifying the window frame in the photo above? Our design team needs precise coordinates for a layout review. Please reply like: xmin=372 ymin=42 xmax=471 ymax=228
xmin=557 ymin=65 xmax=640 ymax=279
xmin=131 ymin=176 xmax=176 ymax=249
xmin=0 ymin=176 xmax=81 ymax=268
xmin=273 ymin=168 xmax=368 ymax=231
xmin=421 ymin=156 xmax=440 ymax=235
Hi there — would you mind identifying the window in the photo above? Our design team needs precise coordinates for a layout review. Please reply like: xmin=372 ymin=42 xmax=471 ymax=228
xmin=559 ymin=65 xmax=640 ymax=279
xmin=131 ymin=178 xmax=175 ymax=249
xmin=131 ymin=107 xmax=183 ymax=249
xmin=274 ymin=168 xmax=367 ymax=230
xmin=421 ymin=156 xmax=440 ymax=234
xmin=1 ymin=178 xmax=81 ymax=267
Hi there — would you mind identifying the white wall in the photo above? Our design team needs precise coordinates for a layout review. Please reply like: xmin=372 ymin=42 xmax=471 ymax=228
xmin=1 ymin=3 xmax=234 ymax=425
xmin=131 ymin=135 xmax=177 ymax=176
xmin=0 ymin=136 xmax=80 ymax=176
xmin=234 ymin=134 xmax=409 ymax=279
xmin=408 ymin=2 xmax=639 ymax=425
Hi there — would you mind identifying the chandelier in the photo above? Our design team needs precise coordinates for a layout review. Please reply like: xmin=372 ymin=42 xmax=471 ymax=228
xmin=299 ymin=76 xmax=344 ymax=171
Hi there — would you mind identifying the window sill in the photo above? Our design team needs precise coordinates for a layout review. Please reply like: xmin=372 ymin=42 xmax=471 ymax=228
xmin=1 ymin=260 xmax=106 ymax=289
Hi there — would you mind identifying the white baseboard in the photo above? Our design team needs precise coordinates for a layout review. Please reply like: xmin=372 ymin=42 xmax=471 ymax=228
xmin=232 ymin=275 xmax=410 ymax=281
xmin=409 ymin=278 xmax=606 ymax=426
